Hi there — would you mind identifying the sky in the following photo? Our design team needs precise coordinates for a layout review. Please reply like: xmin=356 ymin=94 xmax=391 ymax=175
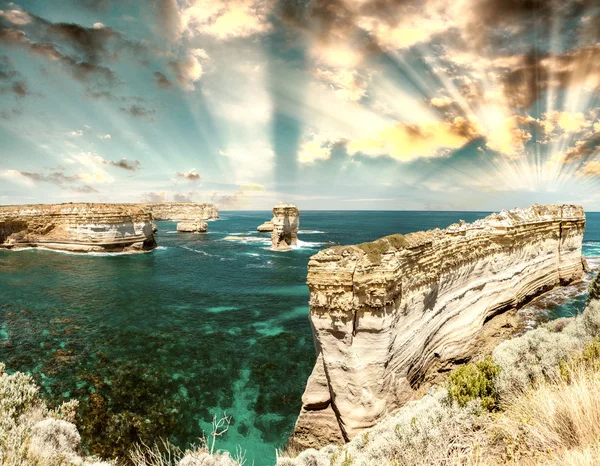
xmin=0 ymin=0 xmax=599 ymax=211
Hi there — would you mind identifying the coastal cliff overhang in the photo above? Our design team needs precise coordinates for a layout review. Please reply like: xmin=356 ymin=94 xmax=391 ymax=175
xmin=293 ymin=203 xmax=587 ymax=449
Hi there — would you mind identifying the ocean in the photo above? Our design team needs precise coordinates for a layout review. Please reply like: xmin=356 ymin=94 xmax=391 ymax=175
xmin=0 ymin=210 xmax=598 ymax=465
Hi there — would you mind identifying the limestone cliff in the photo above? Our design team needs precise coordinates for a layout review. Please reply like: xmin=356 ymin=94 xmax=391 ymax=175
xmin=146 ymin=203 xmax=218 ymax=221
xmin=0 ymin=203 xmax=156 ymax=253
xmin=271 ymin=203 xmax=299 ymax=251
xmin=292 ymin=204 xmax=586 ymax=449
xmin=257 ymin=221 xmax=274 ymax=232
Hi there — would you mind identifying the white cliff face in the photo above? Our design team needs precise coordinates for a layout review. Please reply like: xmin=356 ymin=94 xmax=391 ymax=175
xmin=146 ymin=203 xmax=219 ymax=221
xmin=292 ymin=204 xmax=586 ymax=449
xmin=0 ymin=203 xmax=156 ymax=253
xmin=271 ymin=203 xmax=299 ymax=251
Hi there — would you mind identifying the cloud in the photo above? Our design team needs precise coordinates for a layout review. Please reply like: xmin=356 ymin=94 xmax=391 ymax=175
xmin=0 ymin=54 xmax=29 ymax=97
xmin=346 ymin=117 xmax=480 ymax=162
xmin=174 ymin=169 xmax=201 ymax=182
xmin=299 ymin=132 xmax=345 ymax=164
xmin=1 ymin=169 xmax=98 ymax=192
xmin=239 ymin=183 xmax=265 ymax=191
xmin=181 ymin=0 xmax=275 ymax=40
xmin=140 ymin=191 xmax=168 ymax=203
xmin=69 ymin=130 xmax=83 ymax=137
xmin=173 ymin=191 xmax=198 ymax=202
xmin=106 ymin=158 xmax=141 ymax=171
xmin=0 ymin=8 xmax=32 ymax=26
xmin=0 ymin=26 xmax=117 ymax=85
xmin=100 ymin=134 xmax=111 ymax=140
xmin=153 ymin=0 xmax=181 ymax=41
xmin=120 ymin=104 xmax=156 ymax=118
xmin=169 ymin=48 xmax=208 ymax=91
xmin=565 ymin=133 xmax=600 ymax=161
xmin=154 ymin=71 xmax=173 ymax=89
xmin=578 ymin=160 xmax=600 ymax=177
xmin=313 ymin=68 xmax=369 ymax=102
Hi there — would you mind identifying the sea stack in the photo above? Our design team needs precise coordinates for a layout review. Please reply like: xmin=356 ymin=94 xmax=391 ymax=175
xmin=271 ymin=202 xmax=299 ymax=251
xmin=176 ymin=221 xmax=208 ymax=233
xmin=0 ymin=203 xmax=157 ymax=253
xmin=290 ymin=204 xmax=586 ymax=450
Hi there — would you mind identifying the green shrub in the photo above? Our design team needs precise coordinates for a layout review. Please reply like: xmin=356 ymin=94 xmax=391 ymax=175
xmin=446 ymin=357 xmax=500 ymax=411
xmin=560 ymin=339 xmax=600 ymax=381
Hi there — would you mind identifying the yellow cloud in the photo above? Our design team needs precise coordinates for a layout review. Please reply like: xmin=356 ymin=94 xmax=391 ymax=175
xmin=578 ymin=161 xmax=600 ymax=177
xmin=346 ymin=118 xmax=477 ymax=162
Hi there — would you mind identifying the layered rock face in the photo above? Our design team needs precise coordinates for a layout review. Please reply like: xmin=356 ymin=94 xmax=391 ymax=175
xmin=177 ymin=221 xmax=208 ymax=233
xmin=271 ymin=203 xmax=299 ymax=251
xmin=257 ymin=221 xmax=274 ymax=232
xmin=0 ymin=203 xmax=156 ymax=253
xmin=292 ymin=204 xmax=586 ymax=449
xmin=146 ymin=203 xmax=219 ymax=221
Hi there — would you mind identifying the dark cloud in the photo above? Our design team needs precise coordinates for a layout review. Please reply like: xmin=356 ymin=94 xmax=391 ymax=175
xmin=174 ymin=170 xmax=200 ymax=182
xmin=0 ymin=26 xmax=117 ymax=85
xmin=154 ymin=71 xmax=173 ymax=89
xmin=565 ymin=133 xmax=600 ymax=161
xmin=106 ymin=158 xmax=141 ymax=171
xmin=502 ymin=45 xmax=600 ymax=109
xmin=15 ymin=170 xmax=98 ymax=193
xmin=0 ymin=54 xmax=30 ymax=97
xmin=120 ymin=104 xmax=156 ymax=118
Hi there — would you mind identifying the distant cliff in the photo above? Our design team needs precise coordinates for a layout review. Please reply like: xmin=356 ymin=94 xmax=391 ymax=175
xmin=146 ymin=203 xmax=218 ymax=221
xmin=291 ymin=204 xmax=586 ymax=449
xmin=0 ymin=203 xmax=156 ymax=253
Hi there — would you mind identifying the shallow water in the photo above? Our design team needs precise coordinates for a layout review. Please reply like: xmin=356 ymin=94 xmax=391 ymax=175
xmin=0 ymin=211 xmax=598 ymax=465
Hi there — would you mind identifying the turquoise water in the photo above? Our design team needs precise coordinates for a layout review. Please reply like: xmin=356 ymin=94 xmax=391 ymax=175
xmin=0 ymin=211 xmax=598 ymax=465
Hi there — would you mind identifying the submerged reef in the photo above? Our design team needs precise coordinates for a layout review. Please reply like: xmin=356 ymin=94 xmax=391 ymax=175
xmin=291 ymin=204 xmax=587 ymax=449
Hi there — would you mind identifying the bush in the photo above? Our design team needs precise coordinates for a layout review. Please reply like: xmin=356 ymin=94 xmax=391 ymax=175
xmin=589 ymin=273 xmax=600 ymax=303
xmin=446 ymin=357 xmax=500 ymax=411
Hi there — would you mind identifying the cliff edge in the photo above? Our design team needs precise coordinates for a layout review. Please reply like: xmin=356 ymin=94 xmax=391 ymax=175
xmin=146 ymin=203 xmax=218 ymax=221
xmin=291 ymin=204 xmax=586 ymax=449
xmin=0 ymin=203 xmax=156 ymax=253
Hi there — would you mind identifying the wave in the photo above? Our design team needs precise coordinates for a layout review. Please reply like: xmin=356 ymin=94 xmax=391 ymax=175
xmin=3 ymin=246 xmax=158 ymax=257
xmin=298 ymin=230 xmax=326 ymax=234
xmin=180 ymin=245 xmax=217 ymax=257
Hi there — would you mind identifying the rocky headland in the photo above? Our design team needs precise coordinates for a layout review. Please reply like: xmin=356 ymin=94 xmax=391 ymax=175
xmin=291 ymin=204 xmax=586 ymax=450
xmin=145 ymin=203 xmax=218 ymax=221
xmin=271 ymin=203 xmax=299 ymax=251
xmin=0 ymin=203 xmax=156 ymax=253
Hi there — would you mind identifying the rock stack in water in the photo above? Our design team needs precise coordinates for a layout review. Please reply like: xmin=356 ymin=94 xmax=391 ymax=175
xmin=290 ymin=204 xmax=587 ymax=450
xmin=271 ymin=202 xmax=299 ymax=251
xmin=0 ymin=203 xmax=157 ymax=253
xmin=177 ymin=221 xmax=208 ymax=233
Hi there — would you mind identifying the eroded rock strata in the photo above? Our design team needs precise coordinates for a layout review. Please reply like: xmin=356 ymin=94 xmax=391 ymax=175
xmin=0 ymin=203 xmax=156 ymax=253
xmin=292 ymin=204 xmax=586 ymax=449
xmin=177 ymin=221 xmax=208 ymax=233
xmin=146 ymin=203 xmax=219 ymax=221
xmin=271 ymin=203 xmax=299 ymax=251
xmin=257 ymin=221 xmax=274 ymax=232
